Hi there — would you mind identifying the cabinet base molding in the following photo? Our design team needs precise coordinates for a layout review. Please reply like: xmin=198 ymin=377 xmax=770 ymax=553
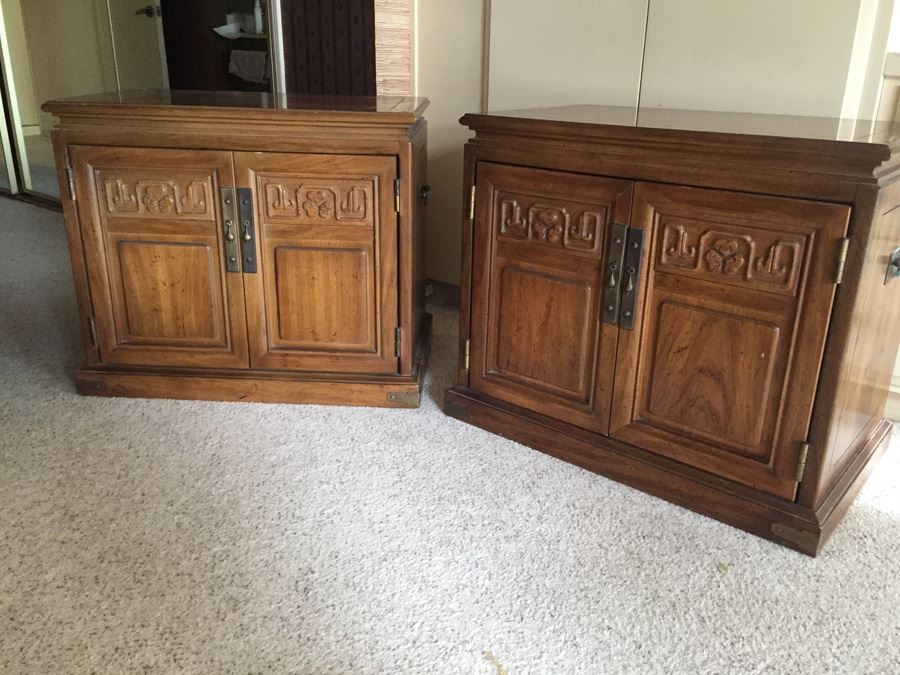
xmin=74 ymin=315 xmax=432 ymax=408
xmin=444 ymin=386 xmax=892 ymax=556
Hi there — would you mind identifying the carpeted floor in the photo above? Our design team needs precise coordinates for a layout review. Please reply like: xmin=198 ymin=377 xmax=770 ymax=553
xmin=1 ymin=197 xmax=899 ymax=674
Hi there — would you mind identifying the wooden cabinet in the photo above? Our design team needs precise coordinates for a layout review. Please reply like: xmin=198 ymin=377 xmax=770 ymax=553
xmin=45 ymin=90 xmax=430 ymax=407
xmin=447 ymin=108 xmax=900 ymax=555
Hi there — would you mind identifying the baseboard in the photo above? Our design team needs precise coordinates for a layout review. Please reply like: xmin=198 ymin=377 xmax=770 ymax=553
xmin=886 ymin=379 xmax=900 ymax=422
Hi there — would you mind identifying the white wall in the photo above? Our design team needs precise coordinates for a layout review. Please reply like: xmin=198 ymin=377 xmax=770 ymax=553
xmin=640 ymin=0 xmax=863 ymax=116
xmin=415 ymin=0 xmax=485 ymax=285
xmin=488 ymin=0 xmax=647 ymax=111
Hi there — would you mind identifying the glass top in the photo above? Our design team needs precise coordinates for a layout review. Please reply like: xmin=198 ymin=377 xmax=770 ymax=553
xmin=476 ymin=105 xmax=900 ymax=145
xmin=44 ymin=89 xmax=428 ymax=117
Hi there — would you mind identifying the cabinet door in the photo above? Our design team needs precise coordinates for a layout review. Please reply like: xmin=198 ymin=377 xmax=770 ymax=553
xmin=71 ymin=146 xmax=249 ymax=369
xmin=609 ymin=183 xmax=849 ymax=499
xmin=234 ymin=153 xmax=398 ymax=374
xmin=469 ymin=162 xmax=633 ymax=433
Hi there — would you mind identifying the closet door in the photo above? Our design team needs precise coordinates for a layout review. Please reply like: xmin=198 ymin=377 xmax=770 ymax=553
xmin=234 ymin=153 xmax=399 ymax=374
xmin=609 ymin=183 xmax=850 ymax=499
xmin=71 ymin=146 xmax=249 ymax=369
xmin=468 ymin=162 xmax=633 ymax=433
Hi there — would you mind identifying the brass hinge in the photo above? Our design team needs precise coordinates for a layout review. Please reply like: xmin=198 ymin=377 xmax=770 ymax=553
xmin=394 ymin=326 xmax=402 ymax=358
xmin=835 ymin=238 xmax=850 ymax=284
xmin=65 ymin=166 xmax=76 ymax=201
xmin=393 ymin=178 xmax=401 ymax=213
xmin=463 ymin=338 xmax=471 ymax=370
xmin=468 ymin=185 xmax=476 ymax=220
xmin=795 ymin=442 xmax=810 ymax=482
xmin=87 ymin=315 xmax=98 ymax=347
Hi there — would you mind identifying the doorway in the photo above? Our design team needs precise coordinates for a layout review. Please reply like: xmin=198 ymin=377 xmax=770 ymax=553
xmin=0 ymin=0 xmax=278 ymax=202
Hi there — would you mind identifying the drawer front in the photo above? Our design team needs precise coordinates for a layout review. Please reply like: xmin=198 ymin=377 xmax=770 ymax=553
xmin=234 ymin=152 xmax=399 ymax=374
xmin=71 ymin=146 xmax=249 ymax=369
xmin=469 ymin=162 xmax=633 ymax=433
xmin=609 ymin=183 xmax=850 ymax=499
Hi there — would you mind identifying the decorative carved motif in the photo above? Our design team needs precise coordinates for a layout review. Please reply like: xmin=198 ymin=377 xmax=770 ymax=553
xmin=261 ymin=178 xmax=372 ymax=224
xmin=102 ymin=177 xmax=211 ymax=219
xmin=664 ymin=225 xmax=697 ymax=265
xmin=494 ymin=191 xmax=605 ymax=252
xmin=302 ymin=188 xmax=337 ymax=219
xmin=499 ymin=198 xmax=527 ymax=237
xmin=529 ymin=205 xmax=568 ymax=243
xmin=105 ymin=179 xmax=139 ymax=213
xmin=750 ymin=241 xmax=800 ymax=285
xmin=266 ymin=183 xmax=296 ymax=216
xmin=658 ymin=219 xmax=804 ymax=294
xmin=568 ymin=211 xmax=601 ymax=250
xmin=704 ymin=238 xmax=747 ymax=275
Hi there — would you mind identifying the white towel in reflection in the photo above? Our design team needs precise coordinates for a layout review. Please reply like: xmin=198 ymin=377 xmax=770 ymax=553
xmin=229 ymin=50 xmax=269 ymax=84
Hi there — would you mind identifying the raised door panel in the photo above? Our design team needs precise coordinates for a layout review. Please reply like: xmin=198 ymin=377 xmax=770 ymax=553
xmin=71 ymin=146 xmax=249 ymax=368
xmin=235 ymin=153 xmax=398 ymax=374
xmin=470 ymin=162 xmax=633 ymax=433
xmin=610 ymin=183 xmax=850 ymax=499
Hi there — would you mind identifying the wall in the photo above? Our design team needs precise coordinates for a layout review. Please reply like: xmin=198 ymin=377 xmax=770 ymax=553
xmin=19 ymin=0 xmax=116 ymax=132
xmin=375 ymin=0 xmax=412 ymax=96
xmin=488 ymin=0 xmax=647 ymax=111
xmin=415 ymin=0 xmax=485 ymax=285
xmin=0 ymin=0 xmax=38 ymax=128
xmin=640 ymin=0 xmax=863 ymax=116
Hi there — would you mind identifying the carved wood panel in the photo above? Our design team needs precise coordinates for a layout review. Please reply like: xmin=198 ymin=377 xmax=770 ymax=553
xmin=261 ymin=177 xmax=375 ymax=226
xmin=71 ymin=146 xmax=249 ymax=369
xmin=495 ymin=190 xmax=609 ymax=253
xmin=470 ymin=162 xmax=633 ymax=434
xmin=610 ymin=182 xmax=850 ymax=499
xmin=98 ymin=171 xmax=216 ymax=220
xmin=657 ymin=217 xmax=805 ymax=296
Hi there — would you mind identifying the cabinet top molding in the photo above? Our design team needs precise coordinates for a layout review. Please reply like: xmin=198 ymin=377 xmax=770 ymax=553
xmin=462 ymin=106 xmax=900 ymax=199
xmin=43 ymin=89 xmax=429 ymax=129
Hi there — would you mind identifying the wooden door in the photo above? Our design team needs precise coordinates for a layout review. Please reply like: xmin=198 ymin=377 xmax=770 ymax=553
xmin=609 ymin=183 xmax=850 ymax=499
xmin=234 ymin=152 xmax=399 ymax=374
xmin=71 ymin=146 xmax=249 ymax=368
xmin=469 ymin=162 xmax=633 ymax=433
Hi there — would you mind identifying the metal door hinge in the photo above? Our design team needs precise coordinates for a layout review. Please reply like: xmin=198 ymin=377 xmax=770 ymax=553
xmin=87 ymin=315 xmax=98 ymax=347
xmin=619 ymin=227 xmax=644 ymax=329
xmin=394 ymin=326 xmax=402 ymax=358
xmin=463 ymin=338 xmax=470 ymax=370
xmin=835 ymin=238 xmax=850 ymax=284
xmin=65 ymin=166 xmax=76 ymax=201
xmin=468 ymin=185 xmax=476 ymax=220
xmin=795 ymin=442 xmax=810 ymax=482
xmin=393 ymin=179 xmax=401 ymax=213
xmin=603 ymin=223 xmax=644 ymax=329
xmin=237 ymin=187 xmax=257 ymax=273
xmin=219 ymin=188 xmax=242 ymax=273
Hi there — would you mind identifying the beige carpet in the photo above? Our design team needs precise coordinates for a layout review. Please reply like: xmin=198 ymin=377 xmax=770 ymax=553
xmin=1 ymin=197 xmax=899 ymax=674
